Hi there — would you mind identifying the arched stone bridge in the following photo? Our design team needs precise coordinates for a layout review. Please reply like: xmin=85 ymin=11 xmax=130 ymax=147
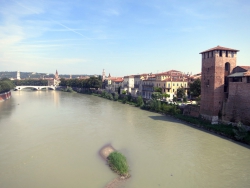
xmin=14 ymin=86 xmax=56 ymax=91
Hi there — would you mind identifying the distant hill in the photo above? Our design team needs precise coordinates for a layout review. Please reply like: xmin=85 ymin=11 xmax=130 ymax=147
xmin=0 ymin=71 xmax=100 ymax=79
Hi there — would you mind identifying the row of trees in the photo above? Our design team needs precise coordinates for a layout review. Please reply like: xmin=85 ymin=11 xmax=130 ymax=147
xmin=0 ymin=78 xmax=15 ymax=93
xmin=12 ymin=79 xmax=48 ymax=86
xmin=60 ymin=77 xmax=102 ymax=89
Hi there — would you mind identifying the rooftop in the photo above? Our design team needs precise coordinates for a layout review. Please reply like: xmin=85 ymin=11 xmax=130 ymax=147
xmin=200 ymin=45 xmax=239 ymax=54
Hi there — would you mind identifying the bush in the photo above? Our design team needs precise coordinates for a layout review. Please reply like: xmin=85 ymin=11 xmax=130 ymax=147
xmin=136 ymin=96 xmax=144 ymax=107
xmin=113 ymin=93 xmax=119 ymax=101
xmin=233 ymin=122 xmax=249 ymax=141
xmin=122 ymin=96 xmax=128 ymax=104
xmin=62 ymin=87 xmax=74 ymax=92
xmin=107 ymin=151 xmax=129 ymax=176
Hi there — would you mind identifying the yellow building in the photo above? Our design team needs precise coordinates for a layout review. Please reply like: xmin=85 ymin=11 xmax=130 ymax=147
xmin=154 ymin=70 xmax=189 ymax=100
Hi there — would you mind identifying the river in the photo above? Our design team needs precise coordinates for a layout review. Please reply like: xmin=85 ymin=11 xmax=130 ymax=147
xmin=0 ymin=90 xmax=250 ymax=188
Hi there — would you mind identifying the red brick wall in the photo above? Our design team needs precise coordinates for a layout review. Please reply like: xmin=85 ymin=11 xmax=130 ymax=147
xmin=0 ymin=91 xmax=11 ymax=102
xmin=201 ymin=51 xmax=237 ymax=118
xmin=183 ymin=105 xmax=200 ymax=117
xmin=222 ymin=82 xmax=250 ymax=125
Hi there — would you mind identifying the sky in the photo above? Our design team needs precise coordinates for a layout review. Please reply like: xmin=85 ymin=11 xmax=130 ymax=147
xmin=0 ymin=0 xmax=250 ymax=76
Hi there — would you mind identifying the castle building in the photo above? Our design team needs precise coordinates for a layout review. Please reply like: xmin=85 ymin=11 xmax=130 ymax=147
xmin=199 ymin=45 xmax=239 ymax=124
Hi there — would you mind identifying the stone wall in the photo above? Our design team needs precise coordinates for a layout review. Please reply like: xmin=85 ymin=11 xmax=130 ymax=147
xmin=222 ymin=82 xmax=250 ymax=125
xmin=183 ymin=104 xmax=200 ymax=118
xmin=0 ymin=91 xmax=11 ymax=102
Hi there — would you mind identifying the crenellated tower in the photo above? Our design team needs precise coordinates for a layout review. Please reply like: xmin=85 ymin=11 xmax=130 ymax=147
xmin=199 ymin=46 xmax=239 ymax=124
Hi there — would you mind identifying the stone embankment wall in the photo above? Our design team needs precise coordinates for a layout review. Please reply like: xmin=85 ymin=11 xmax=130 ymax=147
xmin=222 ymin=82 xmax=250 ymax=125
xmin=183 ymin=104 xmax=200 ymax=117
xmin=0 ymin=91 xmax=11 ymax=102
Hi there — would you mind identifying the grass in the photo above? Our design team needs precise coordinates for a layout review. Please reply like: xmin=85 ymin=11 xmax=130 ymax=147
xmin=107 ymin=151 xmax=129 ymax=177
xmin=174 ymin=114 xmax=250 ymax=145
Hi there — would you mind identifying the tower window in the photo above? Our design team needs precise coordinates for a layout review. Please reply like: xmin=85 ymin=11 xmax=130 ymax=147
xmin=231 ymin=52 xmax=234 ymax=58
xmin=225 ymin=62 xmax=230 ymax=71
xmin=219 ymin=50 xmax=222 ymax=57
xmin=226 ymin=51 xmax=228 ymax=57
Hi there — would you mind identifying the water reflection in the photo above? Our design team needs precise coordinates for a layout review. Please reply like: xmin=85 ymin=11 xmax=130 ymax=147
xmin=0 ymin=95 xmax=16 ymax=122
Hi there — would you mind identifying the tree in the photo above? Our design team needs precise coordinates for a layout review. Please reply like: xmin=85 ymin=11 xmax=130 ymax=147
xmin=189 ymin=78 xmax=201 ymax=98
xmin=154 ymin=87 xmax=162 ymax=92
xmin=162 ymin=93 xmax=170 ymax=100
xmin=151 ymin=92 xmax=162 ymax=100
xmin=136 ymin=96 xmax=144 ymax=107
xmin=177 ymin=87 xmax=186 ymax=99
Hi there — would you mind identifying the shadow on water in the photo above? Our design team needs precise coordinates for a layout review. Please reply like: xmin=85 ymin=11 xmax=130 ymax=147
xmin=0 ymin=97 xmax=16 ymax=123
xmin=148 ymin=114 xmax=250 ymax=150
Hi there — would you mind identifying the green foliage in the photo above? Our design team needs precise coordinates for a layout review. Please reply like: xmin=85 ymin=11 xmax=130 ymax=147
xmin=12 ymin=79 xmax=47 ymax=86
xmin=177 ymin=87 xmax=186 ymax=99
xmin=136 ymin=96 xmax=144 ymax=107
xmin=151 ymin=92 xmax=162 ymax=100
xmin=162 ymin=93 xmax=170 ymax=100
xmin=173 ymin=97 xmax=177 ymax=102
xmin=122 ymin=96 xmax=128 ymax=104
xmin=59 ymin=77 xmax=102 ymax=89
xmin=113 ymin=93 xmax=119 ymax=101
xmin=174 ymin=114 xmax=236 ymax=137
xmin=154 ymin=87 xmax=162 ymax=92
xmin=61 ymin=87 xmax=74 ymax=92
xmin=189 ymin=78 xmax=201 ymax=98
xmin=0 ymin=78 xmax=15 ymax=93
xmin=108 ymin=93 xmax=113 ymax=100
xmin=107 ymin=151 xmax=129 ymax=176
xmin=122 ymin=90 xmax=127 ymax=95
xmin=233 ymin=122 xmax=249 ymax=141
xmin=127 ymin=93 xmax=132 ymax=102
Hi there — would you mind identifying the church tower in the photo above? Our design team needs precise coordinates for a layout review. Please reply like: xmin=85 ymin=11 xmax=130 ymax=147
xmin=200 ymin=46 xmax=239 ymax=124
xmin=55 ymin=70 xmax=59 ymax=80
xmin=102 ymin=69 xmax=106 ymax=82
xmin=17 ymin=71 xmax=20 ymax=80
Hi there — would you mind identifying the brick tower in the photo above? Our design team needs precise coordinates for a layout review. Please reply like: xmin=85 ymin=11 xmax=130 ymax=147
xmin=199 ymin=46 xmax=239 ymax=124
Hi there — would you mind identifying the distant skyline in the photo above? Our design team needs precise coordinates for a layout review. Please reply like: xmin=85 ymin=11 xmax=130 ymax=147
xmin=1 ymin=0 xmax=250 ymax=76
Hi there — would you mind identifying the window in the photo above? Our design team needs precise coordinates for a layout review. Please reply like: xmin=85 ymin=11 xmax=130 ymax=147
xmin=173 ymin=83 xmax=175 ymax=86
xmin=247 ymin=77 xmax=250 ymax=83
xmin=168 ymin=89 xmax=170 ymax=92
xmin=173 ymin=89 xmax=175 ymax=92
xmin=177 ymin=83 xmax=178 ymax=86
xmin=168 ymin=83 xmax=170 ymax=87
xmin=225 ymin=62 xmax=230 ymax=71
xmin=219 ymin=50 xmax=222 ymax=57
xmin=231 ymin=52 xmax=234 ymax=58
xmin=226 ymin=51 xmax=228 ymax=57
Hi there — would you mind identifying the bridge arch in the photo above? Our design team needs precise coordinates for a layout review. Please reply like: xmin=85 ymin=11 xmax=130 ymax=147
xmin=14 ymin=86 xmax=56 ymax=91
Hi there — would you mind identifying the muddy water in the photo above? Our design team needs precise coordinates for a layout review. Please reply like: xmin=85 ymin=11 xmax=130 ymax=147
xmin=0 ymin=91 xmax=250 ymax=188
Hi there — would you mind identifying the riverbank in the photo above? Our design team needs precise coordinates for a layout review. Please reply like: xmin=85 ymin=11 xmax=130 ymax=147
xmin=0 ymin=91 xmax=11 ymax=102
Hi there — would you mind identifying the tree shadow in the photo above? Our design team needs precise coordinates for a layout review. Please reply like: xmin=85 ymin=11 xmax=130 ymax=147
xmin=148 ymin=114 xmax=250 ymax=149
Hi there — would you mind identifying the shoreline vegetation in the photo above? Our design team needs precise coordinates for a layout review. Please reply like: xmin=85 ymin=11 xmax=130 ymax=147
xmin=63 ymin=87 xmax=250 ymax=146
xmin=107 ymin=151 xmax=130 ymax=178
xmin=99 ymin=144 xmax=130 ymax=188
